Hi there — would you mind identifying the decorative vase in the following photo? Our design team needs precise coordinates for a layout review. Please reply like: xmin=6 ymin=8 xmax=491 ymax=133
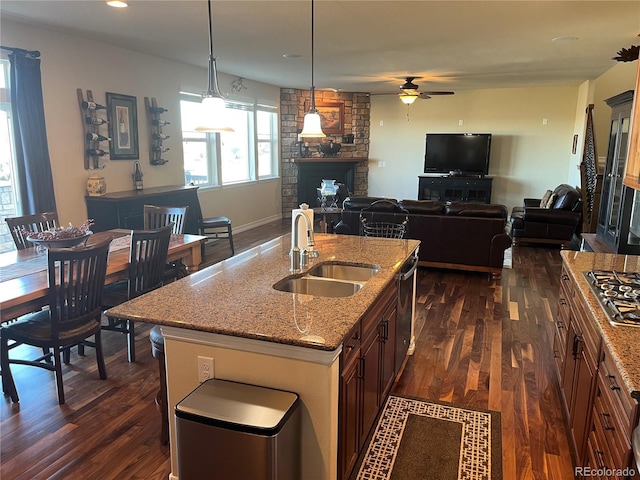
xmin=86 ymin=173 xmax=107 ymax=196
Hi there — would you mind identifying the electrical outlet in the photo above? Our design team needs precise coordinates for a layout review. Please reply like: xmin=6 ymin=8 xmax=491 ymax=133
xmin=197 ymin=356 xmax=214 ymax=382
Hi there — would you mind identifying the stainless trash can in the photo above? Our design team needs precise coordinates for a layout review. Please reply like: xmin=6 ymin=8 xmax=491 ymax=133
xmin=175 ymin=378 xmax=300 ymax=480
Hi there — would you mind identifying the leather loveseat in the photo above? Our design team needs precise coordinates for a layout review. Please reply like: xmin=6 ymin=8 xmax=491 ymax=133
xmin=509 ymin=184 xmax=582 ymax=247
xmin=335 ymin=197 xmax=512 ymax=275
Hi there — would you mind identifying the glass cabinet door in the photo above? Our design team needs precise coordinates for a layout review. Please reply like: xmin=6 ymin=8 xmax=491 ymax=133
xmin=606 ymin=115 xmax=630 ymax=241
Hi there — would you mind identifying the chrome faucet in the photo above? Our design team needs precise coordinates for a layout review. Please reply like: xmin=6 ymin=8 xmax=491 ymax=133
xmin=291 ymin=210 xmax=317 ymax=272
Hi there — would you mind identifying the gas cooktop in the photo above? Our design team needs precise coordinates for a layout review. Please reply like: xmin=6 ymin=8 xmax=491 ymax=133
xmin=585 ymin=270 xmax=640 ymax=327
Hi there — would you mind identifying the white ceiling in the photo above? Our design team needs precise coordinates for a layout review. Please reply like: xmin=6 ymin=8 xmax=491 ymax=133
xmin=1 ymin=0 xmax=639 ymax=95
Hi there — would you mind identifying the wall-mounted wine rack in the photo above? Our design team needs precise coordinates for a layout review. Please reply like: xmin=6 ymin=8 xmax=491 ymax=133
xmin=144 ymin=96 xmax=169 ymax=166
xmin=77 ymin=88 xmax=109 ymax=170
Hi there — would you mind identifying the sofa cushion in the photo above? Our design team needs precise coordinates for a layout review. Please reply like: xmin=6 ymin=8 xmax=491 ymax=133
xmin=551 ymin=184 xmax=580 ymax=210
xmin=445 ymin=203 xmax=508 ymax=219
xmin=539 ymin=189 xmax=553 ymax=208
xmin=342 ymin=196 xmax=399 ymax=211
xmin=399 ymin=199 xmax=445 ymax=215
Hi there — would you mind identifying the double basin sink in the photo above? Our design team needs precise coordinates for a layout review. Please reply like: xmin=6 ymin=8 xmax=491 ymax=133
xmin=273 ymin=263 xmax=379 ymax=297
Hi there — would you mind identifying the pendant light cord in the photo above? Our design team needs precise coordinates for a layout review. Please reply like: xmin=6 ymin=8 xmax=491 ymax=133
xmin=310 ymin=0 xmax=316 ymax=110
xmin=206 ymin=0 xmax=215 ymax=95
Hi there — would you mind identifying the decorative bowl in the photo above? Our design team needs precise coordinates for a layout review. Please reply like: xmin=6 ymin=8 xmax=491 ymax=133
xmin=319 ymin=141 xmax=342 ymax=156
xmin=27 ymin=231 xmax=92 ymax=249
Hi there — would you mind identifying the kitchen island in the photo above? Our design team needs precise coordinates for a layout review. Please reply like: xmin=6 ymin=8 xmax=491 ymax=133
xmin=106 ymin=233 xmax=420 ymax=480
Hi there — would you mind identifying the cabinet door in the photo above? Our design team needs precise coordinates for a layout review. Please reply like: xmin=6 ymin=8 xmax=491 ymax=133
xmin=360 ymin=328 xmax=381 ymax=444
xmin=339 ymin=355 xmax=361 ymax=480
xmin=570 ymin=343 xmax=596 ymax=465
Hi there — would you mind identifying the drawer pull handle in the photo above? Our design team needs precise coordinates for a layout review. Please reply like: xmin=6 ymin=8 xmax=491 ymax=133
xmin=562 ymin=274 xmax=569 ymax=281
xmin=572 ymin=335 xmax=582 ymax=359
xmin=607 ymin=374 xmax=620 ymax=391
xmin=559 ymin=298 xmax=567 ymax=306
xmin=595 ymin=450 xmax=606 ymax=469
xmin=557 ymin=320 xmax=564 ymax=329
xmin=601 ymin=412 xmax=615 ymax=431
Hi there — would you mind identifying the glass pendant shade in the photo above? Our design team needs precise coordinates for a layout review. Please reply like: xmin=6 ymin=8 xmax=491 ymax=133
xmin=300 ymin=110 xmax=325 ymax=137
xmin=195 ymin=95 xmax=233 ymax=132
xmin=399 ymin=93 xmax=418 ymax=105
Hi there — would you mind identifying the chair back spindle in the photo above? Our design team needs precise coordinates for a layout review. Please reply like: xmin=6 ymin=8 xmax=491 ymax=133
xmin=6 ymin=211 xmax=59 ymax=250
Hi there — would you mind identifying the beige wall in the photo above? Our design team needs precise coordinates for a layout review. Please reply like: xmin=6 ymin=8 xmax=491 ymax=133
xmin=1 ymin=19 xmax=283 ymax=230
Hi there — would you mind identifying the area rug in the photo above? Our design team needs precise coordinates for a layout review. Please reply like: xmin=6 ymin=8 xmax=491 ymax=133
xmin=350 ymin=395 xmax=502 ymax=480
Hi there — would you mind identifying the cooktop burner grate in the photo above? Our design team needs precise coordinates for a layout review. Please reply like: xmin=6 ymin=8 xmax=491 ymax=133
xmin=585 ymin=270 xmax=640 ymax=327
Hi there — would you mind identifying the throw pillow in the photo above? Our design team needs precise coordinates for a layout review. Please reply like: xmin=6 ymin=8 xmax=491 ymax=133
xmin=539 ymin=190 xmax=553 ymax=208
xmin=544 ymin=193 xmax=557 ymax=209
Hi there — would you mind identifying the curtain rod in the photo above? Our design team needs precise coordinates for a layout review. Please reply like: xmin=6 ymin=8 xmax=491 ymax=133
xmin=0 ymin=46 xmax=41 ymax=58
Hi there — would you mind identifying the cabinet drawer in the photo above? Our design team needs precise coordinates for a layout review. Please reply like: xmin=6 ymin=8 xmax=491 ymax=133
xmin=593 ymin=378 xmax=632 ymax=470
xmin=572 ymin=294 xmax=601 ymax=368
xmin=342 ymin=323 xmax=361 ymax=366
xmin=599 ymin=346 xmax=637 ymax=438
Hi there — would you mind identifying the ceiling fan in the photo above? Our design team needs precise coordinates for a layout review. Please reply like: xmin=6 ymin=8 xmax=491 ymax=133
xmin=373 ymin=77 xmax=455 ymax=104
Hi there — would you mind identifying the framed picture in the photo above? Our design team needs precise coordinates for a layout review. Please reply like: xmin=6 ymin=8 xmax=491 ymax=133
xmin=304 ymin=101 xmax=344 ymax=135
xmin=106 ymin=92 xmax=139 ymax=160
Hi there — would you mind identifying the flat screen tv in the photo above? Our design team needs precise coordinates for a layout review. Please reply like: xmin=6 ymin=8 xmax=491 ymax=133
xmin=424 ymin=133 xmax=492 ymax=176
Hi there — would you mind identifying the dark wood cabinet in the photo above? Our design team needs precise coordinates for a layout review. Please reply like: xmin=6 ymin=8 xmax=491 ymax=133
xmin=418 ymin=175 xmax=493 ymax=203
xmin=338 ymin=281 xmax=399 ymax=480
xmin=85 ymin=185 xmax=202 ymax=234
xmin=555 ymin=262 xmax=639 ymax=473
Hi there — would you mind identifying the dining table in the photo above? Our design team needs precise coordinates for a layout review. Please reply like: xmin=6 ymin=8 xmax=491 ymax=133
xmin=0 ymin=229 xmax=206 ymax=323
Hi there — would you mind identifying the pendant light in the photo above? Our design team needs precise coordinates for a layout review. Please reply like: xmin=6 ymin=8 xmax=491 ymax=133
xmin=299 ymin=0 xmax=325 ymax=138
xmin=195 ymin=0 xmax=234 ymax=132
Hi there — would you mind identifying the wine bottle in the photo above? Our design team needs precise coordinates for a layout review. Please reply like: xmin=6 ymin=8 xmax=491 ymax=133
xmin=85 ymin=116 xmax=109 ymax=125
xmin=152 ymin=146 xmax=170 ymax=153
xmin=149 ymin=106 xmax=168 ymax=114
xmin=151 ymin=119 xmax=170 ymax=126
xmin=86 ymin=148 xmax=109 ymax=157
xmin=152 ymin=133 xmax=170 ymax=140
xmin=86 ymin=132 xmax=112 ymax=142
xmin=133 ymin=162 xmax=143 ymax=190
xmin=82 ymin=101 xmax=106 ymax=110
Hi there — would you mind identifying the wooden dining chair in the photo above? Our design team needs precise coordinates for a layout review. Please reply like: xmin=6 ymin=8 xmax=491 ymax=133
xmin=144 ymin=204 xmax=189 ymax=280
xmin=0 ymin=237 xmax=112 ymax=404
xmin=144 ymin=204 xmax=188 ymax=234
xmin=101 ymin=225 xmax=172 ymax=362
xmin=5 ymin=211 xmax=59 ymax=250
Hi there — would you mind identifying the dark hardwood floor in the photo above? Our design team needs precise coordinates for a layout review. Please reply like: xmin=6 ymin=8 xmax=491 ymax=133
xmin=1 ymin=220 xmax=574 ymax=480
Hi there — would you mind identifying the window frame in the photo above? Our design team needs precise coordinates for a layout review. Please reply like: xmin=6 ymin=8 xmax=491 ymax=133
xmin=180 ymin=92 xmax=279 ymax=189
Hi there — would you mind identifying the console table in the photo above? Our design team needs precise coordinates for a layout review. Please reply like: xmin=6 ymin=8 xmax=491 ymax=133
xmin=418 ymin=176 xmax=492 ymax=203
xmin=86 ymin=185 xmax=203 ymax=234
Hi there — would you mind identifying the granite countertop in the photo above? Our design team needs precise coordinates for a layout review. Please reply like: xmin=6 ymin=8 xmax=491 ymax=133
xmin=106 ymin=233 xmax=420 ymax=352
xmin=560 ymin=250 xmax=640 ymax=399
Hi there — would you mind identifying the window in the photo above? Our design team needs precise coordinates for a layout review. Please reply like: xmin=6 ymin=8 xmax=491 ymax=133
xmin=181 ymin=94 xmax=278 ymax=187
xmin=0 ymin=58 xmax=20 ymax=253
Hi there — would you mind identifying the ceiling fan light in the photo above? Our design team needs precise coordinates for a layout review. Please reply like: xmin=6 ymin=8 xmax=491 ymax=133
xmin=300 ymin=110 xmax=326 ymax=137
xmin=106 ymin=0 xmax=128 ymax=7
xmin=399 ymin=93 xmax=418 ymax=105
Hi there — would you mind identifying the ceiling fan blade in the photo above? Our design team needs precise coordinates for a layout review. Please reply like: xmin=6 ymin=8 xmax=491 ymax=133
xmin=421 ymin=91 xmax=455 ymax=95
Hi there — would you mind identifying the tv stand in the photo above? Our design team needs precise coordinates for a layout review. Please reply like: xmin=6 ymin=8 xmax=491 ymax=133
xmin=418 ymin=175 xmax=492 ymax=203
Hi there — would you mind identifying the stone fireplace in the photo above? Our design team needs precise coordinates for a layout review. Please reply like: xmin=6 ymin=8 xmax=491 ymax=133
xmin=280 ymin=89 xmax=370 ymax=217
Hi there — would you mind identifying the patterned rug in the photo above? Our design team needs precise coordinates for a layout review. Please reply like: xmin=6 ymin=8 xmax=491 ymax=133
xmin=350 ymin=395 xmax=502 ymax=480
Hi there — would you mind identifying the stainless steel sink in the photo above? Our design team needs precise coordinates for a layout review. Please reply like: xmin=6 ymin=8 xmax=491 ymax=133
xmin=307 ymin=263 xmax=379 ymax=282
xmin=273 ymin=276 xmax=363 ymax=297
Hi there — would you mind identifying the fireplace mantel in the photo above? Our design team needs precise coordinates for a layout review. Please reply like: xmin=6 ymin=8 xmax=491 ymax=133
xmin=292 ymin=157 xmax=367 ymax=163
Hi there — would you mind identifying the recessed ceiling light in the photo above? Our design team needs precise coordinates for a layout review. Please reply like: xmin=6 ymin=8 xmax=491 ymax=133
xmin=282 ymin=53 xmax=302 ymax=59
xmin=552 ymin=36 xmax=578 ymax=43
xmin=107 ymin=0 xmax=128 ymax=8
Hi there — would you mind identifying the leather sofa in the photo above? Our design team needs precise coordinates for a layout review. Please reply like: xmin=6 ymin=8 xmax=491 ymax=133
xmin=509 ymin=184 xmax=582 ymax=247
xmin=335 ymin=197 xmax=512 ymax=274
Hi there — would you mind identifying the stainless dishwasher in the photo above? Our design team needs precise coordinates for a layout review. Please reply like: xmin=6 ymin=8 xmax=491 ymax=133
xmin=396 ymin=248 xmax=419 ymax=368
